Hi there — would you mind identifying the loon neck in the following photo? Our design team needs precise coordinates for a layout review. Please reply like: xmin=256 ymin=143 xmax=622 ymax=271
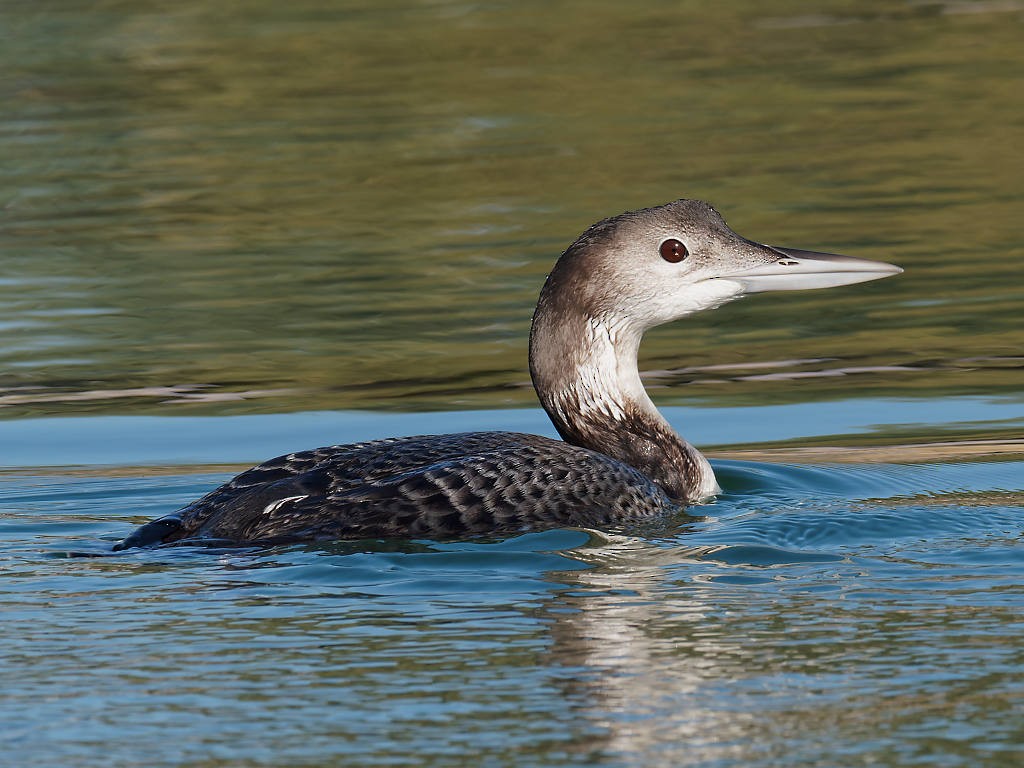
xmin=529 ymin=303 xmax=718 ymax=503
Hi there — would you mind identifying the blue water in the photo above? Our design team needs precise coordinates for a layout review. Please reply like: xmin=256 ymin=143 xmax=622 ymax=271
xmin=4 ymin=396 xmax=1022 ymax=467
xmin=2 ymin=404 xmax=1022 ymax=767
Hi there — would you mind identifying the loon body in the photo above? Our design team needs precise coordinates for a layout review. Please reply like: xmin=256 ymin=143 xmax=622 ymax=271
xmin=115 ymin=200 xmax=900 ymax=549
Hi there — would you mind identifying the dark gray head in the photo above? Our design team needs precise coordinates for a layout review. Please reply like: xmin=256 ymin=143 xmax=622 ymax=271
xmin=536 ymin=198 xmax=902 ymax=335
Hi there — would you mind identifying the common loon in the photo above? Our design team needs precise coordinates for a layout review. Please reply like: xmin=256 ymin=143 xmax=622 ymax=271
xmin=114 ymin=199 xmax=901 ymax=549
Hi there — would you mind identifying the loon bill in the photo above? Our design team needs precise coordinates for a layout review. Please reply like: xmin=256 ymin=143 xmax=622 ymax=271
xmin=114 ymin=199 xmax=901 ymax=549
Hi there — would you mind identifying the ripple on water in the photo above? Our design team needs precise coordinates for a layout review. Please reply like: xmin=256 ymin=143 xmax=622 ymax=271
xmin=704 ymin=459 xmax=1024 ymax=551
xmin=2 ymin=456 xmax=1022 ymax=768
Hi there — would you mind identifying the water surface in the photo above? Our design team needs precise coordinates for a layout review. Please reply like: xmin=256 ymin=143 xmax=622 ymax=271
xmin=1 ymin=1 xmax=1022 ymax=766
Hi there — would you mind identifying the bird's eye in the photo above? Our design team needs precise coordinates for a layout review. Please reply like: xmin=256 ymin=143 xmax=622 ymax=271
xmin=659 ymin=238 xmax=689 ymax=263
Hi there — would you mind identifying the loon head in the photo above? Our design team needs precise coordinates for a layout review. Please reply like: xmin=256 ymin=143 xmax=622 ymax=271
xmin=530 ymin=199 xmax=903 ymax=503
xmin=539 ymin=198 xmax=902 ymax=334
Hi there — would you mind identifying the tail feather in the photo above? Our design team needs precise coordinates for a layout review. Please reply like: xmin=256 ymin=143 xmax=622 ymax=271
xmin=112 ymin=517 xmax=183 ymax=551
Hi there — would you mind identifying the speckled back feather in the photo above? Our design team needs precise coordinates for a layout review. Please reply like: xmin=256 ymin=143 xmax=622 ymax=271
xmin=113 ymin=432 xmax=681 ymax=548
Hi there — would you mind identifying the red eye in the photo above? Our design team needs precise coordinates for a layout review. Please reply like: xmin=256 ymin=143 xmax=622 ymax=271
xmin=659 ymin=238 xmax=688 ymax=263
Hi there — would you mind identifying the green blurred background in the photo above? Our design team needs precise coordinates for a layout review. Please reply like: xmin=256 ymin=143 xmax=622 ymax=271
xmin=1 ymin=0 xmax=1020 ymax=421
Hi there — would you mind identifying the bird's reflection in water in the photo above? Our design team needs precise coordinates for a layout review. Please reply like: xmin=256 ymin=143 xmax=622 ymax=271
xmin=543 ymin=534 xmax=765 ymax=764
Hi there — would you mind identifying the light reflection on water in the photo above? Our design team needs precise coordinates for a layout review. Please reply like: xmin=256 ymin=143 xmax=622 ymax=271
xmin=2 ymin=0 xmax=1023 ymax=766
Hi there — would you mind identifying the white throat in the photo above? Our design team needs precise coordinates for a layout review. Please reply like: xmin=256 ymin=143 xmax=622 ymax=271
xmin=546 ymin=315 xmax=721 ymax=502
